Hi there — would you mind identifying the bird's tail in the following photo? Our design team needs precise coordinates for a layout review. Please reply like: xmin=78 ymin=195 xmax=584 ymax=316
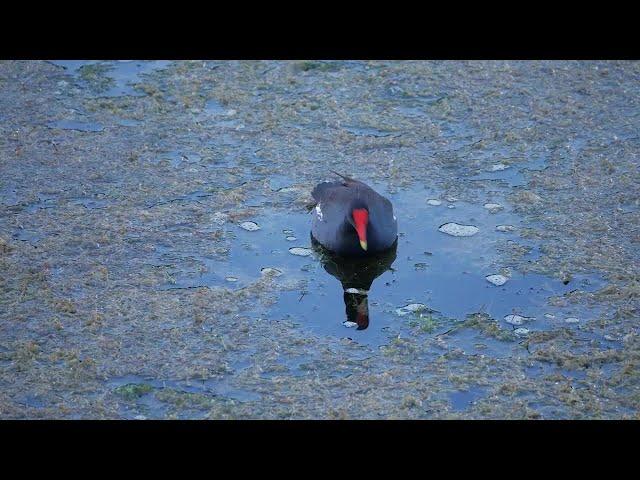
xmin=330 ymin=170 xmax=357 ymax=183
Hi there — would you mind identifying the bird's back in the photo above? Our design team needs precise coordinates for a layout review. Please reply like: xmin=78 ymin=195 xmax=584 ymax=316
xmin=311 ymin=174 xmax=397 ymax=256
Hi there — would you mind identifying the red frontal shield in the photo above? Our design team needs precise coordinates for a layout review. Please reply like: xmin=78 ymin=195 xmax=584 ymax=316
xmin=352 ymin=208 xmax=368 ymax=250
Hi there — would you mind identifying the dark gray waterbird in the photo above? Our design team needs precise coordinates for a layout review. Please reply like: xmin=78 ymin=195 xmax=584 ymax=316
xmin=311 ymin=172 xmax=398 ymax=257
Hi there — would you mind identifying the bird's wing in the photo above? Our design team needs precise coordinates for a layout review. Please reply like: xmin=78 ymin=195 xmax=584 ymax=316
xmin=312 ymin=172 xmax=371 ymax=203
xmin=311 ymin=181 xmax=347 ymax=203
xmin=330 ymin=170 xmax=358 ymax=184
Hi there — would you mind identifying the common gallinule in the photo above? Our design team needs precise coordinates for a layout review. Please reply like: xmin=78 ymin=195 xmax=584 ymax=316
xmin=311 ymin=172 xmax=398 ymax=257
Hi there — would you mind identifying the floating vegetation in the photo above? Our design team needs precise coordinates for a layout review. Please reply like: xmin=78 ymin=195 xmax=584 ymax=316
xmin=114 ymin=383 xmax=153 ymax=401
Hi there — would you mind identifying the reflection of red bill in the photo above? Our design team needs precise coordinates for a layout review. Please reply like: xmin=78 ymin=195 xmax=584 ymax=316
xmin=356 ymin=311 xmax=369 ymax=329
xmin=356 ymin=296 xmax=369 ymax=329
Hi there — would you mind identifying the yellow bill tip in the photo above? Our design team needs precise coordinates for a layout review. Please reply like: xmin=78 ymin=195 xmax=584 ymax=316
xmin=360 ymin=240 xmax=368 ymax=251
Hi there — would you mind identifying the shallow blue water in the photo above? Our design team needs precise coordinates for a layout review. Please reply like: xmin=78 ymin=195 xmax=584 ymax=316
xmin=156 ymin=181 xmax=605 ymax=348
xmin=48 ymin=60 xmax=171 ymax=98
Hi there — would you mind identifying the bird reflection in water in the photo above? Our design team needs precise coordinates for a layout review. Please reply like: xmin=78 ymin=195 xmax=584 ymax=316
xmin=311 ymin=236 xmax=398 ymax=330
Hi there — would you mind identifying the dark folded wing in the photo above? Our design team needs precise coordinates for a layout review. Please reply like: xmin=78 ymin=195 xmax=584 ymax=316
xmin=311 ymin=181 xmax=346 ymax=204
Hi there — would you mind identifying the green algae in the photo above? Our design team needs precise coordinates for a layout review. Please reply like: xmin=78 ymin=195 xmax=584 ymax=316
xmin=457 ymin=313 xmax=516 ymax=342
xmin=114 ymin=383 xmax=154 ymax=401
xmin=78 ymin=63 xmax=115 ymax=93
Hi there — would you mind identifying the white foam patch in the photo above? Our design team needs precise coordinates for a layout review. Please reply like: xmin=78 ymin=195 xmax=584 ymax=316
xmin=289 ymin=247 xmax=312 ymax=257
xmin=260 ymin=267 xmax=282 ymax=277
xmin=239 ymin=221 xmax=260 ymax=231
xmin=486 ymin=274 xmax=508 ymax=286
xmin=484 ymin=203 xmax=503 ymax=213
xmin=395 ymin=303 xmax=429 ymax=316
xmin=315 ymin=203 xmax=323 ymax=221
xmin=438 ymin=223 xmax=479 ymax=237
xmin=504 ymin=314 xmax=533 ymax=326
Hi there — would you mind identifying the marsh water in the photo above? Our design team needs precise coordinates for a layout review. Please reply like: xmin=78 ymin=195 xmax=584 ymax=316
xmin=1 ymin=60 xmax=638 ymax=419
xmin=183 ymin=183 xmax=604 ymax=346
